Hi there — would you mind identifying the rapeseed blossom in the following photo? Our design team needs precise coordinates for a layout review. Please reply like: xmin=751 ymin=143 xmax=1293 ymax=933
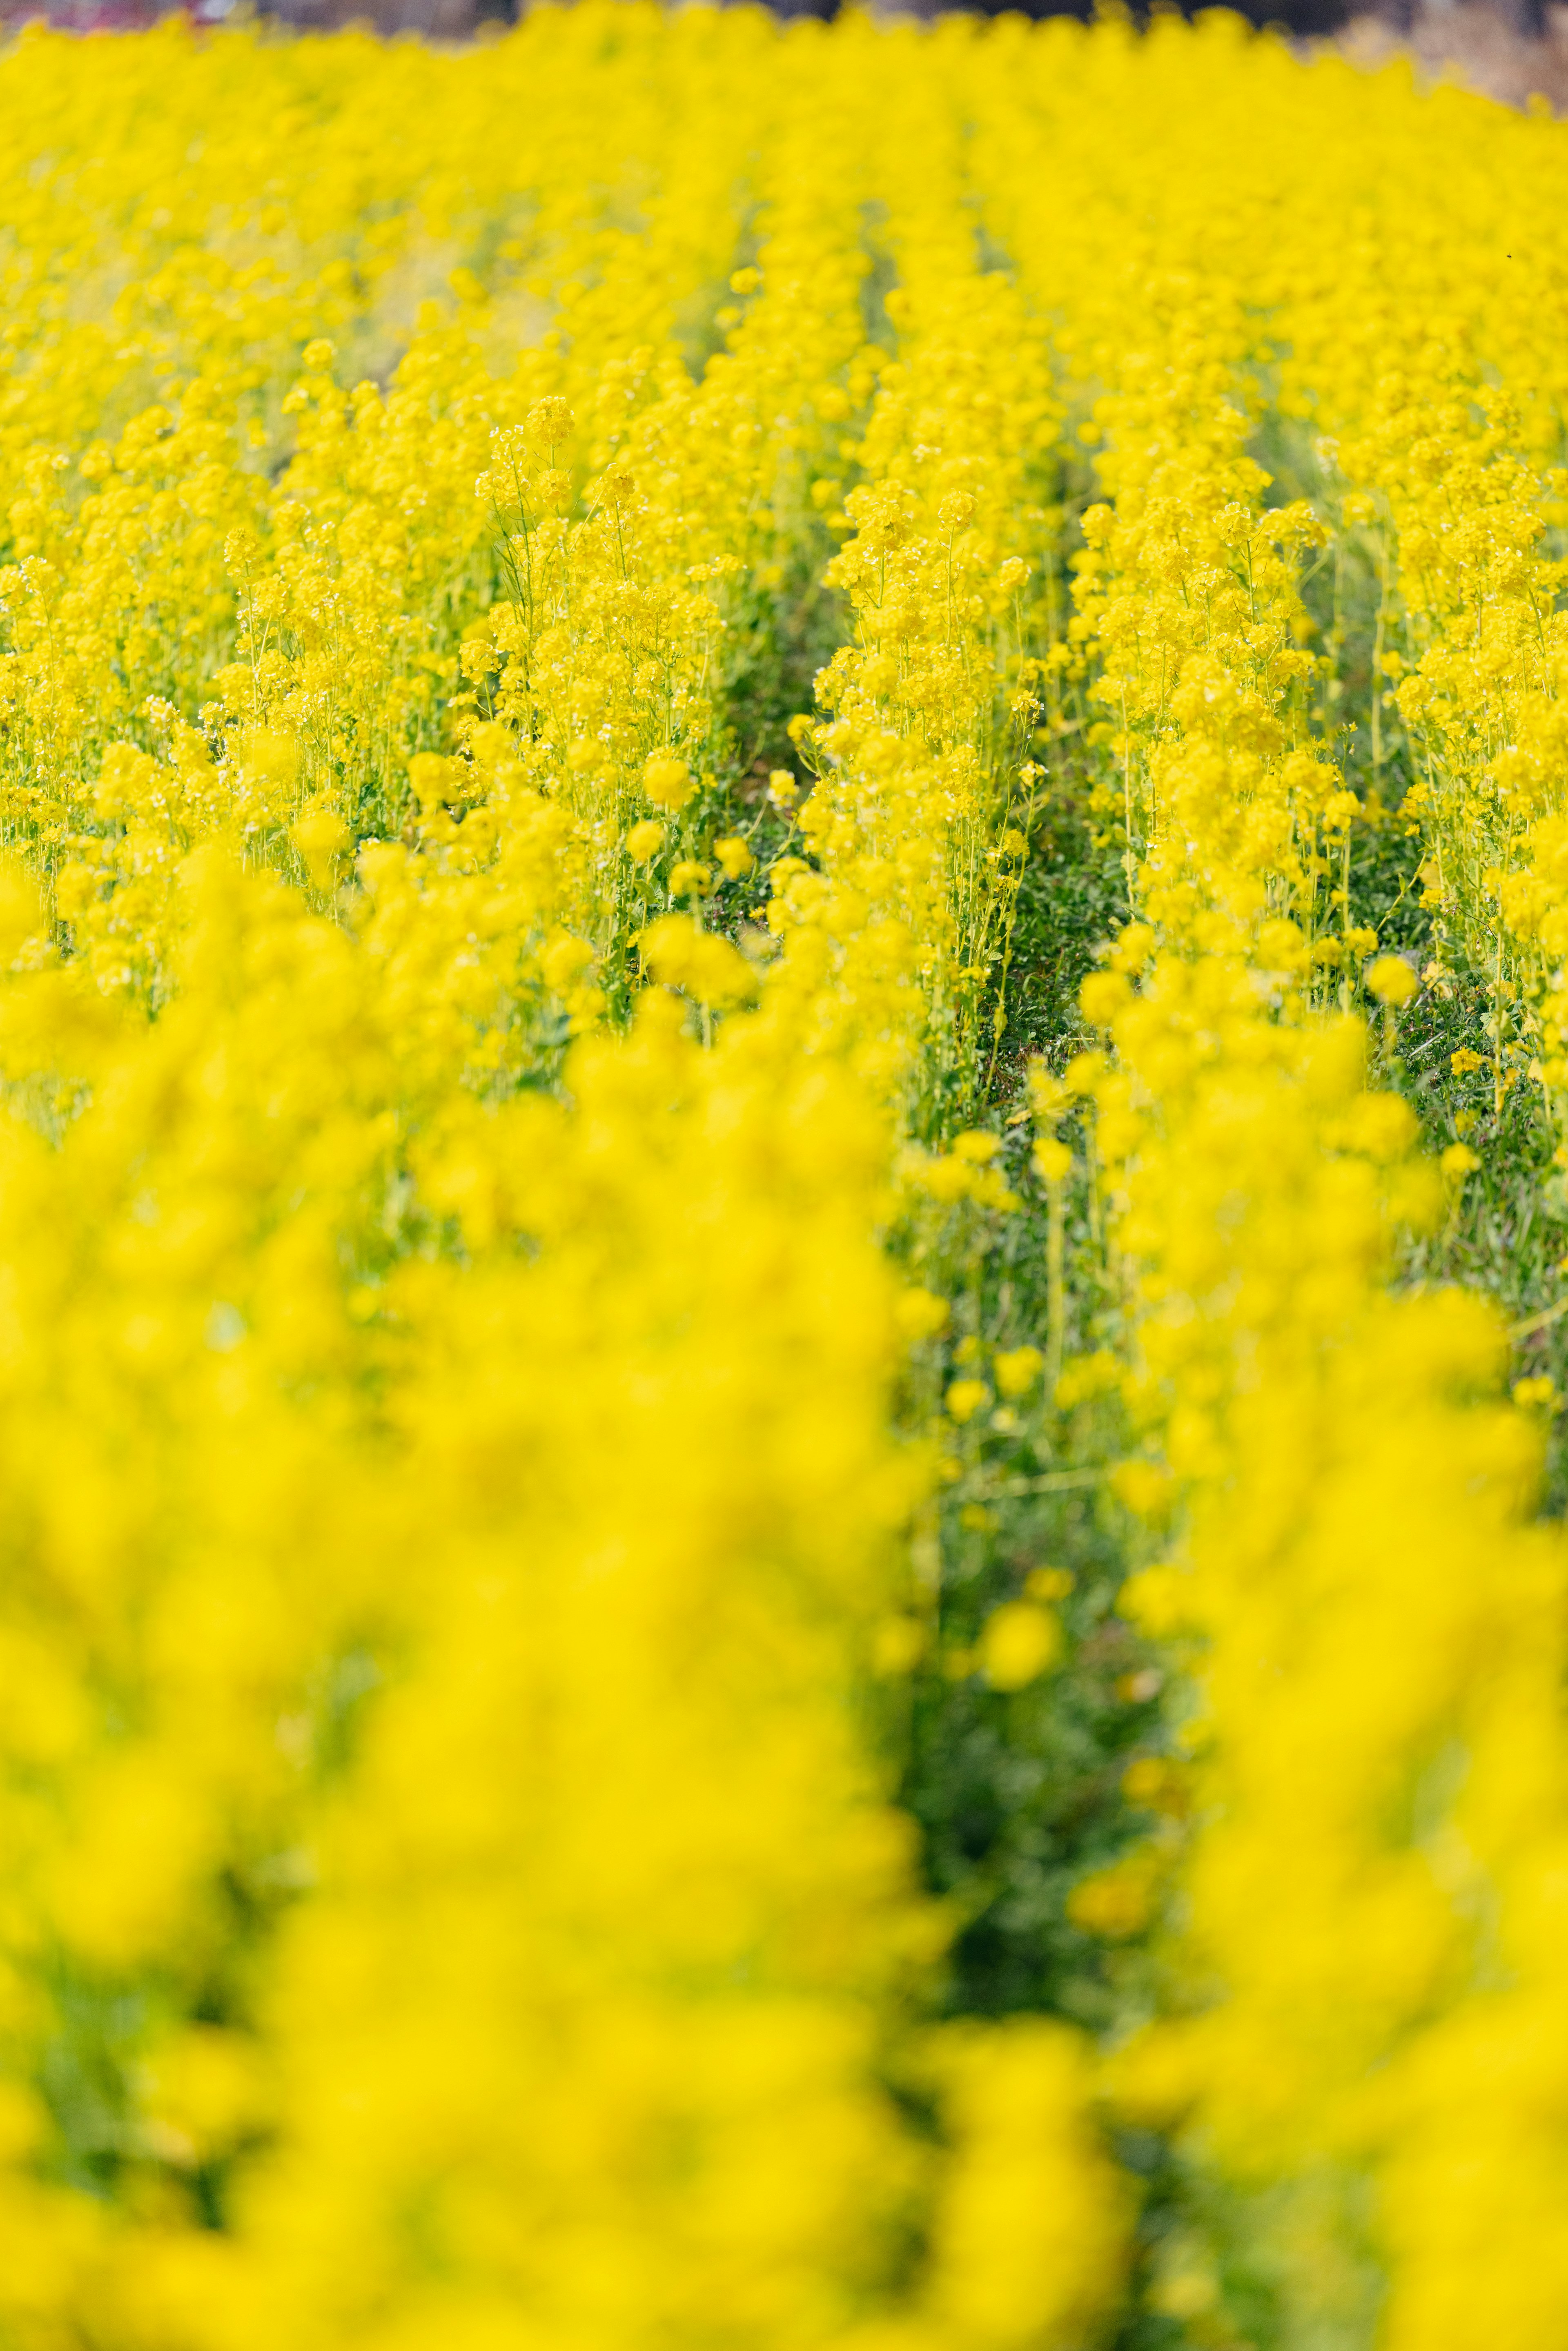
xmin=0 ymin=9 xmax=1564 ymax=2347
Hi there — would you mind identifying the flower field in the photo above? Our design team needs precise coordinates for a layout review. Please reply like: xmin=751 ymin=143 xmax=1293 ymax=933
xmin=0 ymin=7 xmax=1565 ymax=2344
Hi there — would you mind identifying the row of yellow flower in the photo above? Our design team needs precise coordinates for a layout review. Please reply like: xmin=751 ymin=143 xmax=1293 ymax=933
xmin=1004 ymin=31 xmax=1568 ymax=2340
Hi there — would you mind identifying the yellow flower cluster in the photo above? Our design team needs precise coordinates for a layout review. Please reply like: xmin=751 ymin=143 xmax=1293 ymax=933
xmin=5 ymin=9 xmax=1568 ymax=2346
xmin=1267 ymin=86 xmax=1568 ymax=1150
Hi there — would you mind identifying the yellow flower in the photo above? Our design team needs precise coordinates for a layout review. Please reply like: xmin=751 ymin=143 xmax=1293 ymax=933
xmin=1067 ymin=1855 xmax=1159 ymax=1940
xmin=894 ymin=1286 xmax=949 ymax=1341
xmin=638 ymin=916 xmax=757 ymax=1010
xmin=980 ymin=1601 xmax=1062 ymax=1691
xmin=643 ymin=752 xmax=696 ymax=812
xmin=1033 ymin=1136 xmax=1072 ymax=1183
xmin=945 ymin=1379 xmax=990 ymax=1424
xmin=1366 ymin=954 xmax=1418 ymax=1006
xmin=993 ymin=1346 xmax=1043 ymax=1398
